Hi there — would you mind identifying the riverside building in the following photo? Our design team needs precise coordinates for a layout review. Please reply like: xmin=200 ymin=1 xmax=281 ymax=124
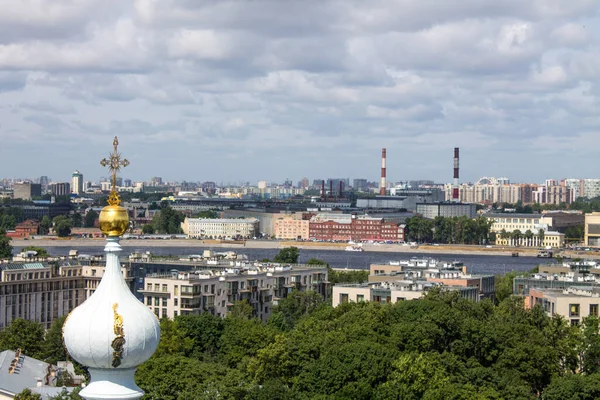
xmin=181 ymin=217 xmax=259 ymax=239
xmin=0 ymin=261 xmax=130 ymax=329
xmin=141 ymin=263 xmax=329 ymax=322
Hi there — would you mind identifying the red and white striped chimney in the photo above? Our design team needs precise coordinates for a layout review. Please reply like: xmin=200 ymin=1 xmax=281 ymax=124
xmin=453 ymin=147 xmax=459 ymax=202
xmin=380 ymin=148 xmax=387 ymax=196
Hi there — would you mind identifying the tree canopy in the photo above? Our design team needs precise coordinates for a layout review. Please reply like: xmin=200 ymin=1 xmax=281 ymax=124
xmin=0 ymin=229 xmax=12 ymax=259
xmin=273 ymin=247 xmax=300 ymax=264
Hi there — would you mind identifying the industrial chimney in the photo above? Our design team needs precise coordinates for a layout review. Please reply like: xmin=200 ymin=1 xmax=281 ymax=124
xmin=338 ymin=181 xmax=343 ymax=199
xmin=321 ymin=180 xmax=325 ymax=200
xmin=380 ymin=148 xmax=387 ymax=196
xmin=453 ymin=147 xmax=459 ymax=202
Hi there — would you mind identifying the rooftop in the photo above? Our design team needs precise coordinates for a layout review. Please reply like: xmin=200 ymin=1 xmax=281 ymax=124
xmin=0 ymin=350 xmax=53 ymax=397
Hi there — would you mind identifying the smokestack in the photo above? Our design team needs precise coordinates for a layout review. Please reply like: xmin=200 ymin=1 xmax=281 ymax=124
xmin=321 ymin=180 xmax=325 ymax=200
xmin=453 ymin=147 xmax=459 ymax=202
xmin=380 ymin=148 xmax=387 ymax=196
xmin=329 ymin=181 xmax=333 ymax=199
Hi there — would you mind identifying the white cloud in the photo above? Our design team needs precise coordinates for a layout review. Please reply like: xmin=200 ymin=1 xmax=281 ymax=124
xmin=0 ymin=0 xmax=599 ymax=183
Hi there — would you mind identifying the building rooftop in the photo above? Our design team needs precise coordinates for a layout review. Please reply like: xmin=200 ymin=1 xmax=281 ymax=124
xmin=0 ymin=350 xmax=53 ymax=397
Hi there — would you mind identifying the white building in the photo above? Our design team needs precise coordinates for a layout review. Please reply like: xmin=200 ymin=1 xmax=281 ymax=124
xmin=583 ymin=179 xmax=600 ymax=199
xmin=71 ymin=171 xmax=83 ymax=195
xmin=181 ymin=217 xmax=259 ymax=239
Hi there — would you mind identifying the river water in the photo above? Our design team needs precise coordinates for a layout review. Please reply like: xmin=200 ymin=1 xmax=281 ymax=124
xmin=16 ymin=245 xmax=549 ymax=275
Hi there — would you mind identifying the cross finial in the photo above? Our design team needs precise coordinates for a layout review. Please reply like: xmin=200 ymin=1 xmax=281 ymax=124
xmin=100 ymin=136 xmax=130 ymax=206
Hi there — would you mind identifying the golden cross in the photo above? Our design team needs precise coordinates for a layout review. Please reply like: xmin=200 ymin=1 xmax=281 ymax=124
xmin=100 ymin=136 xmax=130 ymax=206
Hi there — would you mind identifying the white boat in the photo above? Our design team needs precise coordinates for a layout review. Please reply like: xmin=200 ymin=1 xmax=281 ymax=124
xmin=345 ymin=244 xmax=364 ymax=252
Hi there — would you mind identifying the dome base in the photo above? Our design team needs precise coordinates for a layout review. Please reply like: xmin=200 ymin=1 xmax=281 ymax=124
xmin=80 ymin=368 xmax=143 ymax=400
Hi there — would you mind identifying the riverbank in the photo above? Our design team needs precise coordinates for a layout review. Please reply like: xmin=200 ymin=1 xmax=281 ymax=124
xmin=9 ymin=237 xmax=580 ymax=258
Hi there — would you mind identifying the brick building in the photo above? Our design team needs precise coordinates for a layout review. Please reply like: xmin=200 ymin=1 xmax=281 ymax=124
xmin=5 ymin=220 xmax=40 ymax=239
xmin=309 ymin=214 xmax=403 ymax=242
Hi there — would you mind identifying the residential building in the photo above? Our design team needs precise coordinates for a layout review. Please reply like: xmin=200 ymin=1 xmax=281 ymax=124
xmin=181 ymin=217 xmax=259 ymax=239
xmin=71 ymin=171 xmax=83 ymax=195
xmin=332 ymin=281 xmax=479 ymax=307
xmin=584 ymin=212 xmax=600 ymax=247
xmin=416 ymin=202 xmax=477 ymax=219
xmin=274 ymin=214 xmax=310 ymax=240
xmin=0 ymin=262 xmax=130 ymax=329
xmin=4 ymin=220 xmax=40 ymax=239
xmin=309 ymin=214 xmax=403 ymax=242
xmin=583 ymin=179 xmax=600 ymax=199
xmin=0 ymin=349 xmax=78 ymax=399
xmin=526 ymin=287 xmax=600 ymax=326
xmin=12 ymin=183 xmax=41 ymax=201
xmin=353 ymin=179 xmax=369 ymax=192
xmin=141 ymin=264 xmax=328 ymax=321
xmin=48 ymin=182 xmax=70 ymax=197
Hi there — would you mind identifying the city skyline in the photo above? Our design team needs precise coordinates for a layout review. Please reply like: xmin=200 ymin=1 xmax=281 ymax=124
xmin=1 ymin=2 xmax=600 ymax=182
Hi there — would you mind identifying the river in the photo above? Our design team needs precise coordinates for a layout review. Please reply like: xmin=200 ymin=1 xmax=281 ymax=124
xmin=15 ymin=245 xmax=549 ymax=275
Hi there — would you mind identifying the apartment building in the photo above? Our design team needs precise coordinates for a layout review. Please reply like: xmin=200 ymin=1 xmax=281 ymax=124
xmin=332 ymin=281 xmax=479 ymax=307
xmin=12 ymin=183 xmax=42 ymax=201
xmin=584 ymin=212 xmax=600 ymax=247
xmin=181 ymin=217 xmax=259 ymax=239
xmin=274 ymin=214 xmax=310 ymax=240
xmin=416 ymin=202 xmax=477 ymax=219
xmin=0 ymin=261 xmax=130 ymax=329
xmin=141 ymin=264 xmax=328 ymax=322
xmin=526 ymin=287 xmax=600 ymax=326
xmin=367 ymin=261 xmax=495 ymax=300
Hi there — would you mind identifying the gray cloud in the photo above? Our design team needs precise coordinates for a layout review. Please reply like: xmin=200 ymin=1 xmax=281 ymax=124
xmin=0 ymin=0 xmax=599 ymax=183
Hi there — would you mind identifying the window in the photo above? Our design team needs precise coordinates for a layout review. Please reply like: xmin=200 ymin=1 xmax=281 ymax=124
xmin=340 ymin=293 xmax=349 ymax=303
xmin=357 ymin=294 xmax=364 ymax=302
xmin=154 ymin=298 xmax=160 ymax=306
xmin=570 ymin=304 xmax=580 ymax=317
xmin=174 ymin=286 xmax=179 ymax=295
xmin=162 ymin=298 xmax=167 ymax=307
xmin=174 ymin=299 xmax=178 ymax=306
xmin=591 ymin=304 xmax=599 ymax=316
xmin=162 ymin=284 xmax=168 ymax=292
xmin=146 ymin=296 xmax=152 ymax=305
xmin=571 ymin=319 xmax=580 ymax=326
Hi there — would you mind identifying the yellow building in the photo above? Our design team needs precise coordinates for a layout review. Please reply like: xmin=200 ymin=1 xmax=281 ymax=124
xmin=274 ymin=214 xmax=310 ymax=240
xmin=584 ymin=212 xmax=600 ymax=247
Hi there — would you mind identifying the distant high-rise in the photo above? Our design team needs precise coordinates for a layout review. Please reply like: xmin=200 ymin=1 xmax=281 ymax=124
xmin=13 ymin=182 xmax=42 ymax=200
xmin=49 ymin=182 xmax=71 ymax=197
xmin=353 ymin=179 xmax=368 ymax=192
xmin=39 ymin=176 xmax=49 ymax=191
xmin=124 ymin=179 xmax=132 ymax=187
xmin=300 ymin=177 xmax=309 ymax=189
xmin=71 ymin=170 xmax=83 ymax=195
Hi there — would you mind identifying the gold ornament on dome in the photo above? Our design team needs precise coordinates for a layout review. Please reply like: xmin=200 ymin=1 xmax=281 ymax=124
xmin=99 ymin=136 xmax=130 ymax=237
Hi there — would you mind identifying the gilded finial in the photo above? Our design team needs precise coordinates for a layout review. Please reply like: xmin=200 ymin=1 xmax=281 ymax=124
xmin=100 ymin=136 xmax=130 ymax=206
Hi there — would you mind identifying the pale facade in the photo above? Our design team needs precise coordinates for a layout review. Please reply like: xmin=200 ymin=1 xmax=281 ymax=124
xmin=0 ymin=262 xmax=129 ymax=329
xmin=181 ymin=217 xmax=259 ymax=239
xmin=583 ymin=179 xmax=600 ymax=199
xmin=274 ymin=215 xmax=310 ymax=240
xmin=332 ymin=281 xmax=479 ymax=307
xmin=528 ymin=287 xmax=600 ymax=325
xmin=71 ymin=171 xmax=83 ymax=195
xmin=141 ymin=265 xmax=328 ymax=322
xmin=495 ymin=231 xmax=565 ymax=248
xmin=584 ymin=212 xmax=600 ymax=247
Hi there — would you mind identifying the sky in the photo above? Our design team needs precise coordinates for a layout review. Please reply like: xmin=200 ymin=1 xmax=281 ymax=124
xmin=1 ymin=1 xmax=600 ymax=185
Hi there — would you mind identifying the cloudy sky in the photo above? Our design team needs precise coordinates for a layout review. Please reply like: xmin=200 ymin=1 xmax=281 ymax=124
xmin=1 ymin=0 xmax=599 ymax=185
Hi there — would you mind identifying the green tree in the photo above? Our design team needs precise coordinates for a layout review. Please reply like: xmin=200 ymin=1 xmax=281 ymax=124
xmin=42 ymin=316 xmax=67 ymax=364
xmin=70 ymin=213 xmax=83 ymax=228
xmin=84 ymin=210 xmax=98 ymax=228
xmin=0 ymin=229 xmax=12 ymax=259
xmin=154 ymin=318 xmax=193 ymax=358
xmin=175 ymin=314 xmax=224 ymax=357
xmin=0 ymin=318 xmax=45 ymax=359
xmin=141 ymin=224 xmax=155 ymax=234
xmin=14 ymin=389 xmax=42 ymax=400
xmin=40 ymin=215 xmax=52 ymax=235
xmin=20 ymin=246 xmax=49 ymax=258
xmin=274 ymin=247 xmax=300 ymax=264
xmin=306 ymin=258 xmax=329 ymax=267
xmin=543 ymin=373 xmax=600 ymax=400
xmin=193 ymin=210 xmax=219 ymax=219
xmin=52 ymin=216 xmax=72 ymax=237
xmin=49 ymin=387 xmax=83 ymax=399
xmin=269 ymin=290 xmax=325 ymax=331
xmin=152 ymin=206 xmax=185 ymax=234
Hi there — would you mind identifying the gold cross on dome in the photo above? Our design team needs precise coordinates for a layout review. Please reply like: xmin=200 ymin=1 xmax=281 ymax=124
xmin=100 ymin=136 xmax=130 ymax=206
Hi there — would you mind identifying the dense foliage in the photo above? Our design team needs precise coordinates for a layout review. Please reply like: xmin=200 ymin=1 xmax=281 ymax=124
xmin=151 ymin=205 xmax=185 ymax=234
xmin=7 ymin=267 xmax=600 ymax=399
xmin=273 ymin=247 xmax=300 ymax=264
xmin=52 ymin=215 xmax=72 ymax=237
xmin=0 ymin=228 xmax=12 ymax=259
xmin=405 ymin=215 xmax=493 ymax=244
xmin=136 ymin=291 xmax=600 ymax=399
